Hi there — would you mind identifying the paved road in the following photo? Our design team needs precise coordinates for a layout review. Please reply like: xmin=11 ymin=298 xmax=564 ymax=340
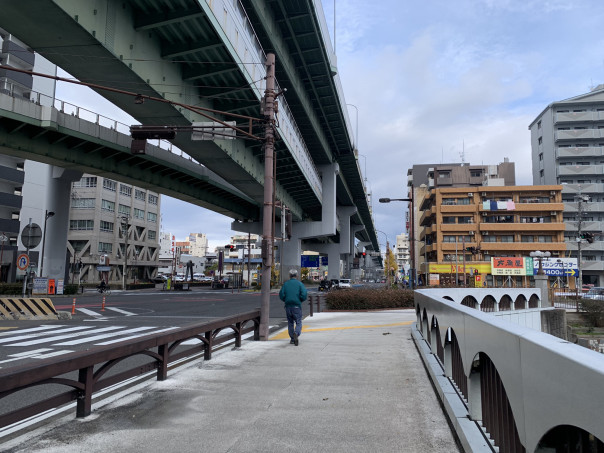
xmin=0 ymin=287 xmax=314 ymax=367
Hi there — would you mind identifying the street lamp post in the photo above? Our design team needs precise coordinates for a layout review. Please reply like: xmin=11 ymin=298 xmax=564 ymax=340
xmin=530 ymin=251 xmax=551 ymax=275
xmin=379 ymin=196 xmax=415 ymax=289
xmin=121 ymin=216 xmax=130 ymax=291
xmin=40 ymin=210 xmax=55 ymax=278
xmin=376 ymin=229 xmax=389 ymax=286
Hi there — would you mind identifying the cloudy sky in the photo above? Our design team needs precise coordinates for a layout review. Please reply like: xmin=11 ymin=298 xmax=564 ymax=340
xmin=55 ymin=0 xmax=604 ymax=253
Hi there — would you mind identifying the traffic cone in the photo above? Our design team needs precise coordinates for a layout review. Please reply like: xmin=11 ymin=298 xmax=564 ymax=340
xmin=101 ymin=296 xmax=106 ymax=312
xmin=71 ymin=297 xmax=76 ymax=315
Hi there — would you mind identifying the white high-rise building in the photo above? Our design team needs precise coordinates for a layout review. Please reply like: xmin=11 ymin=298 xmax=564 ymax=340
xmin=529 ymin=85 xmax=604 ymax=286
xmin=189 ymin=233 xmax=209 ymax=257
xmin=395 ymin=233 xmax=410 ymax=275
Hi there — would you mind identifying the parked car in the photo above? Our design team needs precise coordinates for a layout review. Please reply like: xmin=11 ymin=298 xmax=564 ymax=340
xmin=584 ymin=287 xmax=604 ymax=300
xmin=338 ymin=279 xmax=351 ymax=289
xmin=318 ymin=280 xmax=332 ymax=291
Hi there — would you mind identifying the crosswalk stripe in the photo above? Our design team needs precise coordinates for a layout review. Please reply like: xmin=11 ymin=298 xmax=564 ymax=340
xmin=77 ymin=308 xmax=105 ymax=318
xmin=0 ymin=325 xmax=66 ymax=338
xmin=5 ymin=326 xmax=126 ymax=347
xmin=0 ymin=348 xmax=54 ymax=365
xmin=105 ymin=307 xmax=138 ymax=316
xmin=95 ymin=327 xmax=178 ymax=345
xmin=0 ymin=326 xmax=95 ymax=345
xmin=54 ymin=326 xmax=158 ymax=346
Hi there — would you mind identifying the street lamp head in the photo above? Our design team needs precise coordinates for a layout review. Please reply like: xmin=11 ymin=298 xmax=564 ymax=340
xmin=46 ymin=211 xmax=55 ymax=219
xmin=379 ymin=198 xmax=391 ymax=203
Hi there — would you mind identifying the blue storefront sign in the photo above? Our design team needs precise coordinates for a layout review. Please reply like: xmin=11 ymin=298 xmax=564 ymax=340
xmin=532 ymin=258 xmax=578 ymax=277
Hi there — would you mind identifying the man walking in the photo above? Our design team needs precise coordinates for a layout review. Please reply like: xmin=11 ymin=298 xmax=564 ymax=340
xmin=279 ymin=269 xmax=307 ymax=346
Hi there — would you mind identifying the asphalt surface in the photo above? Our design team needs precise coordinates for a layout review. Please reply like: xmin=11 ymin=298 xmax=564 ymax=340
xmin=1 ymin=310 xmax=459 ymax=453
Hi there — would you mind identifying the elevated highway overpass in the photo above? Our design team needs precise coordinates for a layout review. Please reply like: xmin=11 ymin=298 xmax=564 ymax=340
xmin=0 ymin=0 xmax=379 ymax=276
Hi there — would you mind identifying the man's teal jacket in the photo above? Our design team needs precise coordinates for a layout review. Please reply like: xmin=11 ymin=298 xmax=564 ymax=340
xmin=279 ymin=278 xmax=308 ymax=307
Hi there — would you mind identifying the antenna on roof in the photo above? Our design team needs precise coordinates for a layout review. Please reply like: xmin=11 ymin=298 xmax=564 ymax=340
xmin=460 ymin=140 xmax=466 ymax=165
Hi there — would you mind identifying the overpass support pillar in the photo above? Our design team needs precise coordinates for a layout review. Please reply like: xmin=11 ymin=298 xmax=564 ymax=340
xmin=337 ymin=206 xmax=357 ymax=278
xmin=281 ymin=237 xmax=302 ymax=280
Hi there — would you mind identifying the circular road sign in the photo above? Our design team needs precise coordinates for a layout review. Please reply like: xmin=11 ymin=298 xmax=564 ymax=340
xmin=17 ymin=253 xmax=29 ymax=271
xmin=21 ymin=223 xmax=42 ymax=249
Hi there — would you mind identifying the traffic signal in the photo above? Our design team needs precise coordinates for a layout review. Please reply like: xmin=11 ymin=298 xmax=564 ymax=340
xmin=465 ymin=246 xmax=481 ymax=255
xmin=285 ymin=211 xmax=292 ymax=240
xmin=224 ymin=244 xmax=235 ymax=250
xmin=580 ymin=232 xmax=595 ymax=243
xmin=362 ymin=252 xmax=366 ymax=256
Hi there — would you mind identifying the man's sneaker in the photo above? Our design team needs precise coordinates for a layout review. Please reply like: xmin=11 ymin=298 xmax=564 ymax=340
xmin=293 ymin=332 xmax=299 ymax=346
xmin=290 ymin=339 xmax=295 ymax=344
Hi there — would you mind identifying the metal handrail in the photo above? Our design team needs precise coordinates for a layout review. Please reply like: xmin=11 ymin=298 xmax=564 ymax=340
xmin=0 ymin=310 xmax=260 ymax=427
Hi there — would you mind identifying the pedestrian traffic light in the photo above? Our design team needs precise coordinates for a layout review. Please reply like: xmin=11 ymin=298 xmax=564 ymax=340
xmin=224 ymin=245 xmax=235 ymax=250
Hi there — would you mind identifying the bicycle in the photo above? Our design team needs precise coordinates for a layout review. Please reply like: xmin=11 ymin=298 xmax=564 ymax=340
xmin=97 ymin=285 xmax=111 ymax=295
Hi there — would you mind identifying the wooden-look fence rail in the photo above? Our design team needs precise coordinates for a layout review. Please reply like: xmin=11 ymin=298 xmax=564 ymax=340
xmin=308 ymin=293 xmax=326 ymax=316
xmin=0 ymin=310 xmax=260 ymax=428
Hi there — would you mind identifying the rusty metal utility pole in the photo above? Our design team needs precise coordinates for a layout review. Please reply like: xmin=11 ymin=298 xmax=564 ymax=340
xmin=259 ymin=53 xmax=276 ymax=341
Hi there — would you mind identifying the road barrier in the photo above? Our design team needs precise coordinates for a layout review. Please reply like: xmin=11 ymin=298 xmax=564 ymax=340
xmin=0 ymin=298 xmax=58 ymax=320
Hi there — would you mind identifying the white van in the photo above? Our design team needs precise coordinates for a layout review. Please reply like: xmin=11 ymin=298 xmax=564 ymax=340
xmin=338 ymin=279 xmax=351 ymax=289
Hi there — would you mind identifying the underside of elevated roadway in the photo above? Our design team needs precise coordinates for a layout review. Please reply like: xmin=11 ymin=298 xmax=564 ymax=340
xmin=0 ymin=0 xmax=379 ymax=251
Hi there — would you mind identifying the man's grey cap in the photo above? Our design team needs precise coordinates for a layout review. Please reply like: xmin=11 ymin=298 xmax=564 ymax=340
xmin=289 ymin=269 xmax=298 ymax=276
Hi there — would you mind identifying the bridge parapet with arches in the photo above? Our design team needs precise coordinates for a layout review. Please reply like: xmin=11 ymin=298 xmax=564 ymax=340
xmin=413 ymin=289 xmax=604 ymax=452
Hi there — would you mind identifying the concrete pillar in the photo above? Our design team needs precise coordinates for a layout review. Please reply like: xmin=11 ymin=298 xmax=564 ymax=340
xmin=534 ymin=274 xmax=550 ymax=307
xmin=336 ymin=206 xmax=357 ymax=278
xmin=281 ymin=236 xmax=301 ymax=279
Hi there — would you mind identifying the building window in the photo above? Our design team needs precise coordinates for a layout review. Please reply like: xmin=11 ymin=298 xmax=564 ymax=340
xmin=120 ymin=184 xmax=132 ymax=197
xmin=135 ymin=189 xmax=146 ymax=201
xmin=118 ymin=204 xmax=131 ymax=216
xmin=134 ymin=208 xmax=144 ymax=219
xmin=521 ymin=235 xmax=533 ymax=242
xmin=537 ymin=235 xmax=553 ymax=243
xmin=470 ymin=170 xmax=482 ymax=178
xmin=539 ymin=170 xmax=544 ymax=178
xmin=70 ymin=220 xmax=94 ymax=230
xmin=458 ymin=216 xmax=473 ymax=224
xmin=539 ymin=153 xmax=543 ymax=161
xmin=442 ymin=235 xmax=457 ymax=243
xmin=148 ymin=194 xmax=158 ymax=205
xmin=538 ymin=137 xmax=542 ymax=145
xmin=74 ymin=177 xmax=97 ymax=188
xmin=537 ymin=120 xmax=542 ymax=129
xmin=482 ymin=235 xmax=496 ymax=242
xmin=147 ymin=212 xmax=157 ymax=223
xmin=442 ymin=216 xmax=456 ymax=224
xmin=103 ymin=179 xmax=117 ymax=191
xmin=438 ymin=171 xmax=451 ymax=179
xmin=101 ymin=199 xmax=115 ymax=212
xmin=499 ymin=235 xmax=514 ymax=243
xmin=98 ymin=242 xmax=113 ymax=253
xmin=148 ymin=230 xmax=156 ymax=240
xmin=99 ymin=221 xmax=114 ymax=233
xmin=72 ymin=198 xmax=95 ymax=209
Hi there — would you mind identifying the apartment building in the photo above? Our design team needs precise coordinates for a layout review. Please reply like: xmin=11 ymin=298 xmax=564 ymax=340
xmin=407 ymin=160 xmax=516 ymax=282
xmin=529 ymin=86 xmax=604 ymax=286
xmin=418 ymin=186 xmax=566 ymax=287
xmin=395 ymin=233 xmax=410 ymax=277
xmin=68 ymin=175 xmax=161 ymax=284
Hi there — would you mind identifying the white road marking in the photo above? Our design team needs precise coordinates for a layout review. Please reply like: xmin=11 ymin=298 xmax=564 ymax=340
xmin=0 ymin=326 xmax=96 ymax=345
xmin=96 ymin=327 xmax=178 ymax=345
xmin=6 ymin=326 xmax=126 ymax=347
xmin=55 ymin=326 xmax=158 ymax=346
xmin=0 ymin=325 xmax=66 ymax=337
xmin=105 ymin=307 xmax=138 ymax=316
xmin=77 ymin=308 xmax=105 ymax=318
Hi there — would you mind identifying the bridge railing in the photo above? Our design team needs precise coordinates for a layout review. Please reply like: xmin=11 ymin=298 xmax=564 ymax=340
xmin=0 ymin=310 xmax=260 ymax=429
xmin=413 ymin=289 xmax=604 ymax=452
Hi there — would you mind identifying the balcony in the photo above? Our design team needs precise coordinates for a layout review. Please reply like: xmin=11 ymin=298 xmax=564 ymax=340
xmin=419 ymin=206 xmax=436 ymax=226
xmin=440 ymin=204 xmax=477 ymax=214
xmin=479 ymin=222 xmax=563 ymax=232
xmin=562 ymin=183 xmax=604 ymax=195
xmin=557 ymin=165 xmax=604 ymax=177
xmin=564 ymin=220 xmax=604 ymax=232
xmin=512 ymin=202 xmax=564 ymax=212
xmin=555 ymin=129 xmax=599 ymax=140
xmin=440 ymin=223 xmax=477 ymax=233
xmin=565 ymin=241 xmax=604 ymax=252
xmin=555 ymin=111 xmax=595 ymax=123
xmin=556 ymin=146 xmax=604 ymax=158
xmin=479 ymin=242 xmax=566 ymax=252
xmin=564 ymin=202 xmax=604 ymax=213
xmin=0 ymin=192 xmax=22 ymax=210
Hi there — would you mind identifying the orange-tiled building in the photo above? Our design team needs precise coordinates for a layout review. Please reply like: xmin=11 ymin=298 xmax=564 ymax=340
xmin=418 ymin=185 xmax=566 ymax=287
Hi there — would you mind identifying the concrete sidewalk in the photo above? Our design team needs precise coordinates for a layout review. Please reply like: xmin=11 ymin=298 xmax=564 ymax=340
xmin=3 ymin=310 xmax=459 ymax=453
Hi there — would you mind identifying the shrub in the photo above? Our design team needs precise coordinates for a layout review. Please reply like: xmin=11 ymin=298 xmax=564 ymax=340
xmin=326 ymin=287 xmax=415 ymax=310
xmin=580 ymin=299 xmax=604 ymax=327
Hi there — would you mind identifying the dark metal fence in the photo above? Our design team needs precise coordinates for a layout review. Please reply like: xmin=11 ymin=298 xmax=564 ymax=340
xmin=0 ymin=310 xmax=260 ymax=428
xmin=308 ymin=293 xmax=325 ymax=316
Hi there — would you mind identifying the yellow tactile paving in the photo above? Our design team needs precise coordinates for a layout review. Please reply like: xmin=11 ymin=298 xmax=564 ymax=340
xmin=270 ymin=320 xmax=413 ymax=340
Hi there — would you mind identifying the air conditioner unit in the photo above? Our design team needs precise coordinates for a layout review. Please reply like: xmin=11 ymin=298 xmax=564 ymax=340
xmin=551 ymin=211 xmax=557 ymax=216
xmin=481 ymin=192 xmax=487 ymax=196
xmin=483 ymin=231 xmax=489 ymax=235
xmin=469 ymin=231 xmax=475 ymax=235
xmin=467 ymin=193 xmax=473 ymax=197
xmin=550 ymin=191 xmax=556 ymax=195
xmin=482 ymin=212 xmax=488 ymax=216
